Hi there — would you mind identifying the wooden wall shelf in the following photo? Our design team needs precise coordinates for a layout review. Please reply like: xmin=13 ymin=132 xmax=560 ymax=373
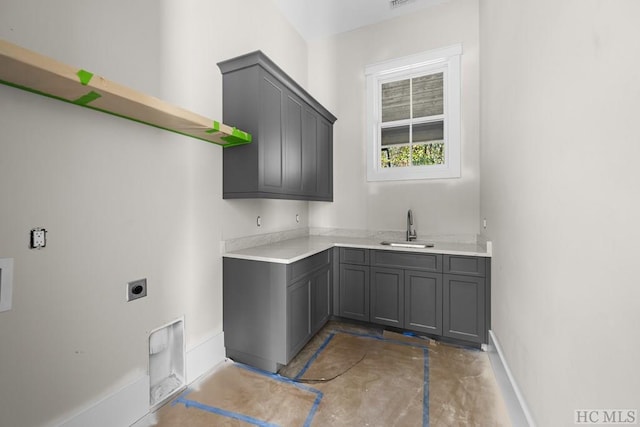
xmin=0 ymin=39 xmax=251 ymax=147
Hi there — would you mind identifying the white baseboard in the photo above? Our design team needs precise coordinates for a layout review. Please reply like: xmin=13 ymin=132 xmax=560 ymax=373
xmin=57 ymin=376 xmax=150 ymax=427
xmin=56 ymin=331 xmax=225 ymax=427
xmin=487 ymin=330 xmax=536 ymax=427
xmin=186 ymin=331 xmax=225 ymax=384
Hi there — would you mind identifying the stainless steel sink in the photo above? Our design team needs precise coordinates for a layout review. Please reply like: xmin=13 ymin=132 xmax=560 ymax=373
xmin=380 ymin=241 xmax=434 ymax=249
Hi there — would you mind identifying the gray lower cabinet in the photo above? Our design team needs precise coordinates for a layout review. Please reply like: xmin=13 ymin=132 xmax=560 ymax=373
xmin=311 ymin=266 xmax=331 ymax=335
xmin=223 ymin=249 xmax=332 ymax=372
xmin=218 ymin=50 xmax=336 ymax=201
xmin=338 ymin=248 xmax=490 ymax=345
xmin=369 ymin=250 xmax=442 ymax=333
xmin=442 ymin=254 xmax=490 ymax=344
xmin=287 ymin=276 xmax=311 ymax=360
xmin=443 ymin=274 xmax=485 ymax=344
xmin=404 ymin=270 xmax=442 ymax=335
xmin=370 ymin=267 xmax=404 ymax=328
xmin=339 ymin=263 xmax=370 ymax=321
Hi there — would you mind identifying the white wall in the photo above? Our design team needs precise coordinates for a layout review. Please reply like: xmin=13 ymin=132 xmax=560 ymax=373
xmin=0 ymin=1 xmax=308 ymax=426
xmin=308 ymin=0 xmax=480 ymax=239
xmin=480 ymin=1 xmax=640 ymax=424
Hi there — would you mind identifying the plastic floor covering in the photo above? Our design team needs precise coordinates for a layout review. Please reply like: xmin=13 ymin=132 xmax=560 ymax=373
xmin=139 ymin=321 xmax=510 ymax=426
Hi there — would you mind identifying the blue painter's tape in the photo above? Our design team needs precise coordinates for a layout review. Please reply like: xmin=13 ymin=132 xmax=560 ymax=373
xmin=171 ymin=389 xmax=193 ymax=406
xmin=233 ymin=362 xmax=324 ymax=426
xmin=298 ymin=330 xmax=430 ymax=426
xmin=175 ymin=396 xmax=279 ymax=427
xmin=304 ymin=389 xmax=323 ymax=427
xmin=423 ymin=348 xmax=430 ymax=427
xmin=295 ymin=333 xmax=335 ymax=380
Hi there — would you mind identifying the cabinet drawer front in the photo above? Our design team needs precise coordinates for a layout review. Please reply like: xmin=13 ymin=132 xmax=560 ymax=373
xmin=290 ymin=250 xmax=330 ymax=284
xmin=371 ymin=250 xmax=441 ymax=272
xmin=443 ymin=255 xmax=486 ymax=277
xmin=340 ymin=247 xmax=369 ymax=265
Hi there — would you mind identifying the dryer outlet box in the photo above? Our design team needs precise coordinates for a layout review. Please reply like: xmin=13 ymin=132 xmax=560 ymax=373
xmin=127 ymin=278 xmax=147 ymax=302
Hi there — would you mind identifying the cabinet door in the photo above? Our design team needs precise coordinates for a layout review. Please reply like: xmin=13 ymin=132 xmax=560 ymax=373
xmin=311 ymin=266 xmax=331 ymax=334
xmin=339 ymin=264 xmax=370 ymax=321
xmin=287 ymin=278 xmax=311 ymax=360
xmin=301 ymin=107 xmax=318 ymax=196
xmin=443 ymin=274 xmax=485 ymax=344
xmin=316 ymin=117 xmax=333 ymax=201
xmin=259 ymin=74 xmax=284 ymax=192
xmin=404 ymin=270 xmax=442 ymax=335
xmin=284 ymin=94 xmax=303 ymax=194
xmin=370 ymin=267 xmax=404 ymax=328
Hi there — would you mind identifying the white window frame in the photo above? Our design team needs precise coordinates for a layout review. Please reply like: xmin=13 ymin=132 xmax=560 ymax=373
xmin=365 ymin=44 xmax=462 ymax=181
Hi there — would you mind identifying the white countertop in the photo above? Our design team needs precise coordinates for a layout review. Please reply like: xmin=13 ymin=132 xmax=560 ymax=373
xmin=223 ymin=235 xmax=491 ymax=264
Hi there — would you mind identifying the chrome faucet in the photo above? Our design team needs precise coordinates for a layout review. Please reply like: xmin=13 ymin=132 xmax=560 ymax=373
xmin=406 ymin=209 xmax=417 ymax=241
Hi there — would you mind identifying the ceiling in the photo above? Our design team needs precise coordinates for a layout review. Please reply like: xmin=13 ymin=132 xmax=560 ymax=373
xmin=272 ymin=0 xmax=447 ymax=41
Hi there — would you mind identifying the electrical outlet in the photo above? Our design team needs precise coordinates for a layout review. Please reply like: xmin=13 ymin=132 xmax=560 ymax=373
xmin=257 ymin=216 xmax=262 ymax=227
xmin=127 ymin=278 xmax=147 ymax=302
xmin=30 ymin=228 xmax=47 ymax=249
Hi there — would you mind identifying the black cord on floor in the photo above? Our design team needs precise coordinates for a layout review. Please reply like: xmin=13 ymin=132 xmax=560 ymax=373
xmin=287 ymin=352 xmax=368 ymax=384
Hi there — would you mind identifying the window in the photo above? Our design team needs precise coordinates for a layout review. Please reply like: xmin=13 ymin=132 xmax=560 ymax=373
xmin=366 ymin=45 xmax=461 ymax=181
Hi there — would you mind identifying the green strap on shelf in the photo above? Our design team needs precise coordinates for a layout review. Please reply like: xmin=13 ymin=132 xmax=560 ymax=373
xmin=231 ymin=127 xmax=251 ymax=142
xmin=76 ymin=69 xmax=94 ymax=86
xmin=205 ymin=121 xmax=221 ymax=134
xmin=74 ymin=69 xmax=100 ymax=105
xmin=73 ymin=90 xmax=102 ymax=105
xmin=221 ymin=127 xmax=252 ymax=146
xmin=205 ymin=122 xmax=252 ymax=146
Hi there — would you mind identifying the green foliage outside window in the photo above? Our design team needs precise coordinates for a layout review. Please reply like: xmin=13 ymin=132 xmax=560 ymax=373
xmin=381 ymin=142 xmax=445 ymax=168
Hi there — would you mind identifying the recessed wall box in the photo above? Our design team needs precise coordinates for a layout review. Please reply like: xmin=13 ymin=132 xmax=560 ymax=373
xmin=127 ymin=278 xmax=147 ymax=302
xmin=149 ymin=319 xmax=185 ymax=407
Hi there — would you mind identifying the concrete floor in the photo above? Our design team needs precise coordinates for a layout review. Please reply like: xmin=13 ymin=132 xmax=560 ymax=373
xmin=136 ymin=320 xmax=510 ymax=426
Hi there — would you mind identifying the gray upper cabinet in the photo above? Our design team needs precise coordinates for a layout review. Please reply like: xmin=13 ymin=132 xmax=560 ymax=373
xmin=218 ymin=51 xmax=337 ymax=201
